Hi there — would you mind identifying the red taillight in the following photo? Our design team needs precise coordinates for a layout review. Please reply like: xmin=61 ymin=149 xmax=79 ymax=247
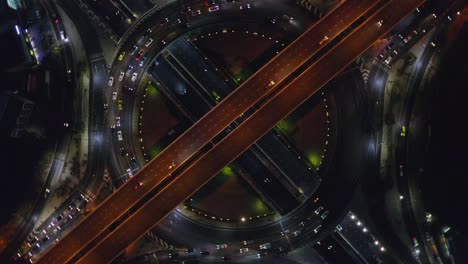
xmin=205 ymin=1 xmax=209 ymax=6
xmin=54 ymin=18 xmax=59 ymax=23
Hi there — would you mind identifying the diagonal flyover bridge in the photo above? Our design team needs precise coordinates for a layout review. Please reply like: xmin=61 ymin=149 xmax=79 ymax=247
xmin=72 ymin=0 xmax=427 ymax=263
xmin=36 ymin=0 xmax=412 ymax=263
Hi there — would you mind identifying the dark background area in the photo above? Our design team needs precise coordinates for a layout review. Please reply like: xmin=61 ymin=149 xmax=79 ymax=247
xmin=424 ymin=22 xmax=468 ymax=260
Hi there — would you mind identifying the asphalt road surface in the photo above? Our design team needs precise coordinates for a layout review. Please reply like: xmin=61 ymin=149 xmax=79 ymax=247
xmin=37 ymin=0 xmax=384 ymax=263
xmin=73 ymin=0 xmax=426 ymax=263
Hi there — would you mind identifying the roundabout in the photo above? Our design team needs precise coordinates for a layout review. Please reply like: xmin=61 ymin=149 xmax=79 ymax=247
xmin=106 ymin=1 xmax=366 ymax=259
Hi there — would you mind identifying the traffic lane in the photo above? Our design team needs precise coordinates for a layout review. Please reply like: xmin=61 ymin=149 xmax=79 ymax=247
xmin=37 ymin=1 xmax=382 ymax=262
xmin=76 ymin=0 xmax=426 ymax=262
xmin=150 ymin=57 xmax=213 ymax=119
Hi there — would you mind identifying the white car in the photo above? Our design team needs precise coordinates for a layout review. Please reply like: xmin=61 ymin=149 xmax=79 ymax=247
xmin=118 ymin=71 xmax=124 ymax=81
xmin=117 ymin=131 xmax=123 ymax=141
xmin=107 ymin=76 xmax=114 ymax=86
xmin=126 ymin=168 xmax=133 ymax=177
xmin=116 ymin=116 xmax=121 ymax=127
xmin=144 ymin=38 xmax=153 ymax=47
xmin=216 ymin=244 xmax=227 ymax=250
xmin=208 ymin=5 xmax=220 ymax=12
xmin=385 ymin=55 xmax=393 ymax=64
xmin=112 ymin=91 xmax=117 ymax=100
xmin=60 ymin=30 xmax=68 ymax=42
xmin=131 ymin=72 xmax=138 ymax=82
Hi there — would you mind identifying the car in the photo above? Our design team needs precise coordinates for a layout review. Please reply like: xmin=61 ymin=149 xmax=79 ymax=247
xmin=160 ymin=17 xmax=169 ymax=25
xmin=268 ymin=80 xmax=275 ymax=87
xmin=131 ymin=72 xmax=138 ymax=82
xmin=143 ymin=28 xmax=152 ymax=38
xmin=239 ymin=3 xmax=251 ymax=10
xmin=168 ymin=161 xmax=176 ymax=170
xmin=103 ymin=103 xmax=108 ymax=111
xmin=208 ymin=5 xmax=220 ymax=12
xmin=60 ymin=31 xmax=68 ymax=42
xmin=400 ymin=125 xmax=406 ymax=136
xmin=118 ymin=71 xmax=124 ymax=81
xmin=112 ymin=92 xmax=117 ymax=100
xmin=120 ymin=147 xmax=128 ymax=157
xmin=130 ymin=156 xmax=138 ymax=167
xmin=42 ymin=235 xmax=50 ymax=242
xmin=200 ymin=251 xmax=210 ymax=255
xmin=118 ymin=51 xmax=126 ymax=61
xmin=191 ymin=9 xmax=201 ymax=16
xmin=259 ymin=243 xmax=270 ymax=250
xmin=29 ymin=236 xmax=38 ymax=243
xmin=117 ymin=131 xmax=123 ymax=141
xmin=144 ymin=38 xmax=153 ymax=47
xmin=377 ymin=19 xmax=383 ymax=27
xmin=403 ymin=33 xmax=413 ymax=43
xmin=68 ymin=214 xmax=73 ymax=220
xmin=216 ymin=244 xmax=227 ymax=250
xmin=321 ymin=210 xmax=329 ymax=219
xmin=135 ymin=52 xmax=142 ymax=60
xmin=239 ymin=248 xmax=249 ymax=253
xmin=107 ymin=76 xmax=114 ymax=86
xmin=211 ymin=90 xmax=221 ymax=101
xmin=127 ymin=168 xmax=133 ymax=177
xmin=314 ymin=225 xmax=322 ymax=233
xmin=282 ymin=14 xmax=294 ymax=23
xmin=385 ymin=55 xmax=393 ymax=64
xmin=139 ymin=56 xmax=147 ymax=67
xmin=116 ymin=116 xmax=121 ymax=127
xmin=128 ymin=64 xmax=134 ymax=71
xmin=319 ymin=35 xmax=329 ymax=45
xmin=314 ymin=206 xmax=324 ymax=214
xmin=386 ymin=42 xmax=394 ymax=50
xmin=293 ymin=230 xmax=302 ymax=236
xmin=336 ymin=224 xmax=342 ymax=232
xmin=243 ymin=240 xmax=253 ymax=245
xmin=118 ymin=99 xmax=123 ymax=110
xmin=56 ymin=215 xmax=63 ymax=221
xmin=221 ymin=256 xmax=230 ymax=261
xmin=168 ymin=252 xmax=179 ymax=259
xmin=412 ymin=237 xmax=419 ymax=247
xmin=130 ymin=45 xmax=138 ymax=55
xmin=379 ymin=49 xmax=387 ymax=58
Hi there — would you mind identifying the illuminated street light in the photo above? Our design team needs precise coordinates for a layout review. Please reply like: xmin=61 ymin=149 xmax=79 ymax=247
xmin=241 ymin=217 xmax=246 ymax=222
xmin=374 ymin=240 xmax=380 ymax=245
xmin=380 ymin=247 xmax=385 ymax=252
